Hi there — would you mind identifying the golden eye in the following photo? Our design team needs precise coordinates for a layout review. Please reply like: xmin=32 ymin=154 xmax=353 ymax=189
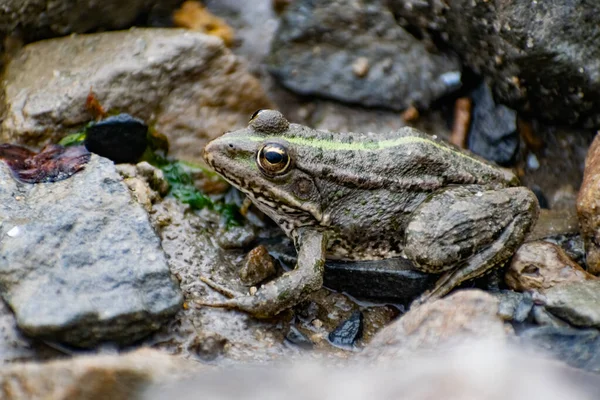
xmin=257 ymin=143 xmax=291 ymax=176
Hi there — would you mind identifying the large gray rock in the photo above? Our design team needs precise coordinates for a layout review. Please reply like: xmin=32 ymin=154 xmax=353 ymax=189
xmin=0 ymin=0 xmax=183 ymax=42
xmin=391 ymin=0 xmax=600 ymax=126
xmin=267 ymin=0 xmax=461 ymax=111
xmin=0 ymin=155 xmax=182 ymax=347
xmin=0 ymin=29 xmax=273 ymax=161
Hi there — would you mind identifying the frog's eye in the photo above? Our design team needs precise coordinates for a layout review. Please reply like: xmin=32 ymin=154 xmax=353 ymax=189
xmin=257 ymin=143 xmax=291 ymax=176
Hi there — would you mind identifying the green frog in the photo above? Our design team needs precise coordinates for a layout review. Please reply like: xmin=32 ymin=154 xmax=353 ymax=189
xmin=198 ymin=110 xmax=539 ymax=318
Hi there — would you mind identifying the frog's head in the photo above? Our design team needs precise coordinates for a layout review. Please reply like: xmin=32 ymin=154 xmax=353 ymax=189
xmin=204 ymin=110 xmax=323 ymax=235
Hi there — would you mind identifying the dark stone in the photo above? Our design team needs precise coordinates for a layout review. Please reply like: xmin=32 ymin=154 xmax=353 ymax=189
xmin=531 ymin=185 xmax=549 ymax=209
xmin=519 ymin=326 xmax=600 ymax=373
xmin=268 ymin=0 xmax=461 ymax=111
xmin=495 ymin=291 xmax=533 ymax=323
xmin=0 ymin=155 xmax=182 ymax=347
xmin=323 ymin=258 xmax=436 ymax=303
xmin=85 ymin=114 xmax=148 ymax=164
xmin=467 ymin=83 xmax=519 ymax=166
xmin=328 ymin=311 xmax=363 ymax=348
xmin=391 ymin=0 xmax=600 ymax=126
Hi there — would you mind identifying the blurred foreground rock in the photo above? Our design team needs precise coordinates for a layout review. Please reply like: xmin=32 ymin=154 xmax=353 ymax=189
xmin=0 ymin=155 xmax=182 ymax=347
xmin=392 ymin=0 xmax=600 ymax=126
xmin=268 ymin=0 xmax=461 ymax=111
xmin=0 ymin=349 xmax=197 ymax=400
xmin=1 ymin=29 xmax=273 ymax=161
xmin=147 ymin=341 xmax=600 ymax=400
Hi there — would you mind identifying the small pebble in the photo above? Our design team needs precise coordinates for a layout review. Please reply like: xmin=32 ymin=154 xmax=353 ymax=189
xmin=352 ymin=57 xmax=370 ymax=78
xmin=328 ymin=310 xmax=363 ymax=348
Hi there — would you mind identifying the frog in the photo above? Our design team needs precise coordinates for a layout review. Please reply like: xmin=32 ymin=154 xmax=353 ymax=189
xmin=197 ymin=110 xmax=539 ymax=318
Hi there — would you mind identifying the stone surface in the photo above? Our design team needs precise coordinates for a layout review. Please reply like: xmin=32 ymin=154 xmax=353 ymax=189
xmin=0 ymin=155 xmax=182 ymax=347
xmin=577 ymin=133 xmax=600 ymax=275
xmin=506 ymin=241 xmax=595 ymax=292
xmin=0 ymin=0 xmax=183 ymax=42
xmin=467 ymin=82 xmax=518 ymax=166
xmin=268 ymin=0 xmax=461 ymax=111
xmin=328 ymin=310 xmax=363 ymax=349
xmin=391 ymin=0 xmax=600 ymax=126
xmin=543 ymin=281 xmax=600 ymax=330
xmin=0 ymin=348 xmax=197 ymax=400
xmin=361 ymin=290 xmax=508 ymax=362
xmin=239 ymin=245 xmax=278 ymax=286
xmin=1 ymin=29 xmax=273 ymax=161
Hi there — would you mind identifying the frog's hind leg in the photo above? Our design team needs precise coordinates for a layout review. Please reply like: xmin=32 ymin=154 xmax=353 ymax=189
xmin=404 ymin=185 xmax=539 ymax=306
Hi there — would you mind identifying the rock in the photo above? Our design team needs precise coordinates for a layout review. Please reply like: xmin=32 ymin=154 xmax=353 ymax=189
xmin=1 ymin=29 xmax=273 ymax=161
xmin=328 ymin=310 xmax=363 ymax=349
xmin=117 ymin=162 xmax=169 ymax=212
xmin=0 ymin=1 xmax=182 ymax=43
xmin=505 ymin=242 xmax=594 ymax=292
xmin=362 ymin=290 xmax=508 ymax=362
xmin=0 ymin=155 xmax=182 ymax=347
xmin=239 ymin=245 xmax=278 ymax=286
xmin=519 ymin=326 xmax=600 ymax=373
xmin=577 ymin=133 xmax=600 ymax=274
xmin=323 ymin=258 xmax=436 ymax=302
xmin=285 ymin=325 xmax=313 ymax=350
xmin=84 ymin=114 xmax=149 ymax=164
xmin=268 ymin=0 xmax=461 ymax=111
xmin=0 ymin=348 xmax=197 ymax=400
xmin=526 ymin=209 xmax=580 ymax=242
xmin=391 ymin=0 xmax=600 ymax=126
xmin=467 ymin=82 xmax=518 ymax=166
xmin=543 ymin=281 xmax=600 ymax=330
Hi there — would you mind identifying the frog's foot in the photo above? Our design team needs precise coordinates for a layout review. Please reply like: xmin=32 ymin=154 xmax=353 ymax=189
xmin=199 ymin=276 xmax=239 ymax=298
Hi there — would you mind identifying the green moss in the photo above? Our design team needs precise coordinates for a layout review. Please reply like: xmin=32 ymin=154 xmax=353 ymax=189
xmin=149 ymin=154 xmax=243 ymax=227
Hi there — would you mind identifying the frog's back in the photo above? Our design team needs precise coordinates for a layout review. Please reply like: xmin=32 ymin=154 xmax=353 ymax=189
xmin=285 ymin=125 xmax=517 ymax=192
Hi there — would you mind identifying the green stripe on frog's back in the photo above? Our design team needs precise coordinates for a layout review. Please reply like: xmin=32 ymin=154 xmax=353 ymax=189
xmin=245 ymin=127 xmax=515 ymax=187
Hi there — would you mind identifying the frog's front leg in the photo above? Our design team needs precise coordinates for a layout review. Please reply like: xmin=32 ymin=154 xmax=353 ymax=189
xmin=405 ymin=185 xmax=538 ymax=306
xmin=196 ymin=228 xmax=326 ymax=318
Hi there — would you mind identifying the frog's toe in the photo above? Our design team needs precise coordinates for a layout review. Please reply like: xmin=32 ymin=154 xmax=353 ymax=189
xmin=199 ymin=276 xmax=240 ymax=298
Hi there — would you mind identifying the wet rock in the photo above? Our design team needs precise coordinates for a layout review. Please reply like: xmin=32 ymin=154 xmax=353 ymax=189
xmin=544 ymin=235 xmax=587 ymax=268
xmin=323 ymin=258 xmax=436 ymax=302
xmin=362 ymin=290 xmax=508 ymax=362
xmin=543 ymin=281 xmax=600 ymax=330
xmin=0 ymin=0 xmax=182 ymax=43
xmin=0 ymin=155 xmax=182 ymax=347
xmin=505 ymin=242 xmax=594 ymax=292
xmin=268 ymin=0 xmax=461 ymax=111
xmin=239 ymin=245 xmax=278 ymax=286
xmin=519 ymin=326 xmax=600 ymax=373
xmin=187 ymin=333 xmax=229 ymax=361
xmin=1 ymin=29 xmax=272 ymax=161
xmin=328 ymin=310 xmax=363 ymax=349
xmin=392 ymin=0 xmax=600 ymax=126
xmin=527 ymin=209 xmax=580 ymax=242
xmin=0 ymin=144 xmax=90 ymax=184
xmin=0 ymin=348 xmax=197 ymax=400
xmin=577 ymin=133 xmax=600 ymax=275
xmin=84 ymin=114 xmax=148 ymax=164
xmin=467 ymin=83 xmax=518 ymax=166
xmin=216 ymin=225 xmax=256 ymax=249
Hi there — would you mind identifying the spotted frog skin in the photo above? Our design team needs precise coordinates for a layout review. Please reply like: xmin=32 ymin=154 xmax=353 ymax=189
xmin=198 ymin=110 xmax=539 ymax=317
